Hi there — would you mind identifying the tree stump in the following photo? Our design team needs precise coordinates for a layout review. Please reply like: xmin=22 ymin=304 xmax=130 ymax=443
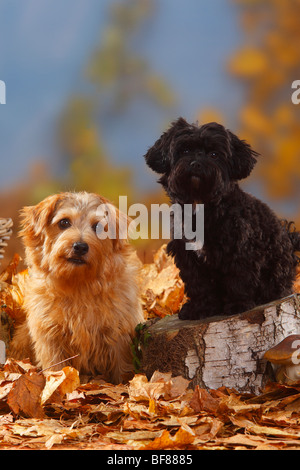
xmin=141 ymin=294 xmax=300 ymax=394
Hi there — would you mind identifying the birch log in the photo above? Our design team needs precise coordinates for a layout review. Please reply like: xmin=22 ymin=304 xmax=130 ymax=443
xmin=141 ymin=294 xmax=300 ymax=394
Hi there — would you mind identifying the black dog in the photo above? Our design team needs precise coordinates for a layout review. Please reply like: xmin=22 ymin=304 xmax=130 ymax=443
xmin=145 ymin=117 xmax=300 ymax=320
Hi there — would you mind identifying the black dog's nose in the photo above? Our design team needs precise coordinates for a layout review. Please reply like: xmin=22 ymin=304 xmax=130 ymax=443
xmin=72 ymin=242 xmax=89 ymax=256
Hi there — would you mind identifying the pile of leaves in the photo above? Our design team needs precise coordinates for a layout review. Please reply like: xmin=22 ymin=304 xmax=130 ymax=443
xmin=2 ymin=361 xmax=300 ymax=449
xmin=140 ymin=244 xmax=186 ymax=318
xmin=1 ymin=247 xmax=300 ymax=450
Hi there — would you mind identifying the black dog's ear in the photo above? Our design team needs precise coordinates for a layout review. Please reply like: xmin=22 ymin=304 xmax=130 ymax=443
xmin=144 ymin=135 xmax=170 ymax=174
xmin=144 ymin=117 xmax=189 ymax=174
xmin=228 ymin=131 xmax=260 ymax=180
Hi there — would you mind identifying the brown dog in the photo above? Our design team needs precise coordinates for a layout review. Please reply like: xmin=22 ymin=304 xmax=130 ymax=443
xmin=10 ymin=192 xmax=144 ymax=383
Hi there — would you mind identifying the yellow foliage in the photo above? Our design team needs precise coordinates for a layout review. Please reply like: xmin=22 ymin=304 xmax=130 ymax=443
xmin=240 ymin=105 xmax=273 ymax=136
xmin=266 ymin=32 xmax=299 ymax=68
xmin=229 ymin=0 xmax=300 ymax=207
xmin=273 ymin=104 xmax=295 ymax=128
xmin=228 ymin=47 xmax=269 ymax=78
xmin=196 ymin=108 xmax=225 ymax=126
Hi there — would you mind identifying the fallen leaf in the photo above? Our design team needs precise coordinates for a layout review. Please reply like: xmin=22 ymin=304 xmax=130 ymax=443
xmin=45 ymin=433 xmax=64 ymax=449
xmin=140 ymin=425 xmax=195 ymax=450
xmin=193 ymin=416 xmax=224 ymax=440
xmin=219 ymin=433 xmax=276 ymax=449
xmin=0 ymin=380 xmax=17 ymax=401
xmin=189 ymin=386 xmax=220 ymax=414
xmin=129 ymin=373 xmax=169 ymax=402
xmin=4 ymin=357 xmax=37 ymax=374
xmin=0 ymin=256 xmax=27 ymax=324
xmin=166 ymin=375 xmax=190 ymax=399
xmin=7 ymin=371 xmax=45 ymax=418
xmin=230 ymin=415 xmax=300 ymax=439
xmin=140 ymin=245 xmax=186 ymax=317
xmin=41 ymin=367 xmax=80 ymax=405
xmin=106 ymin=429 xmax=162 ymax=443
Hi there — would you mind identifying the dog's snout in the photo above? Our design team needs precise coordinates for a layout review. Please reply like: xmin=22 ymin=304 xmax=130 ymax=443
xmin=190 ymin=160 xmax=202 ymax=168
xmin=73 ymin=242 xmax=89 ymax=256
xmin=190 ymin=152 xmax=205 ymax=168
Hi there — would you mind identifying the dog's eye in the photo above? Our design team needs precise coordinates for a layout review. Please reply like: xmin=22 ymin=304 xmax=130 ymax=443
xmin=58 ymin=218 xmax=71 ymax=230
xmin=182 ymin=148 xmax=192 ymax=155
xmin=92 ymin=223 xmax=98 ymax=233
xmin=209 ymin=151 xmax=218 ymax=158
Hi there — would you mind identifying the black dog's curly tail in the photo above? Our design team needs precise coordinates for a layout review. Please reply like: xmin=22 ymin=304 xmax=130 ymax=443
xmin=282 ymin=220 xmax=300 ymax=257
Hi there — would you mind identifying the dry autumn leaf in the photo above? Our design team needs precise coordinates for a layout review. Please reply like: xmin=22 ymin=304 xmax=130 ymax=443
xmin=140 ymin=244 xmax=186 ymax=318
xmin=7 ymin=371 xmax=45 ymax=419
xmin=189 ymin=386 xmax=220 ymax=414
xmin=41 ymin=367 xmax=80 ymax=405
xmin=129 ymin=372 xmax=190 ymax=403
xmin=140 ymin=426 xmax=195 ymax=450
xmin=0 ymin=254 xmax=27 ymax=324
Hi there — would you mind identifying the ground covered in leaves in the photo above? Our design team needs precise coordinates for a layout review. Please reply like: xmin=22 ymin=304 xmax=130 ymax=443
xmin=1 ymin=246 xmax=300 ymax=450
xmin=2 ymin=359 xmax=300 ymax=450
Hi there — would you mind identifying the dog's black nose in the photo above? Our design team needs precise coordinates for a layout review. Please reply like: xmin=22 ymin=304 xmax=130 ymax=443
xmin=73 ymin=242 xmax=89 ymax=256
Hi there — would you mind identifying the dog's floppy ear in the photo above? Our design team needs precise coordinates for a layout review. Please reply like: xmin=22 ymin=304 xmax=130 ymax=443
xmin=20 ymin=193 xmax=64 ymax=247
xmin=95 ymin=196 xmax=131 ymax=252
xmin=228 ymin=131 xmax=260 ymax=180
xmin=144 ymin=117 xmax=189 ymax=174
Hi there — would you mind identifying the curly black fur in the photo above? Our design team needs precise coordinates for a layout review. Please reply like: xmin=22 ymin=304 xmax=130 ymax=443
xmin=145 ymin=117 xmax=300 ymax=320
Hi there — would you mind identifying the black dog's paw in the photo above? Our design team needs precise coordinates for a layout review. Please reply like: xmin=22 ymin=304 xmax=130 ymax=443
xmin=178 ymin=301 xmax=218 ymax=320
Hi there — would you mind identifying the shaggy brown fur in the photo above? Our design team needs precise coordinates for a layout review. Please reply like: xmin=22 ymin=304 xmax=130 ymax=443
xmin=9 ymin=192 xmax=144 ymax=383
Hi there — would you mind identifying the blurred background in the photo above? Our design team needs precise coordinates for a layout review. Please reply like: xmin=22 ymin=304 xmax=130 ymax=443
xmin=0 ymin=0 xmax=299 ymax=266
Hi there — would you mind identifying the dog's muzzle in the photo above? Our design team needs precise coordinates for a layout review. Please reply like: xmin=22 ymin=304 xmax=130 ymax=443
xmin=169 ymin=156 xmax=227 ymax=205
xmin=67 ymin=241 xmax=89 ymax=265
xmin=73 ymin=242 xmax=89 ymax=256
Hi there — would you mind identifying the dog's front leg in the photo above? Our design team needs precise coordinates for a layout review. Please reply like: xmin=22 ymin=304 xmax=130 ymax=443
xmin=178 ymin=270 xmax=221 ymax=320
xmin=167 ymin=240 xmax=221 ymax=320
xmin=221 ymin=267 xmax=257 ymax=316
xmin=32 ymin=335 xmax=71 ymax=372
